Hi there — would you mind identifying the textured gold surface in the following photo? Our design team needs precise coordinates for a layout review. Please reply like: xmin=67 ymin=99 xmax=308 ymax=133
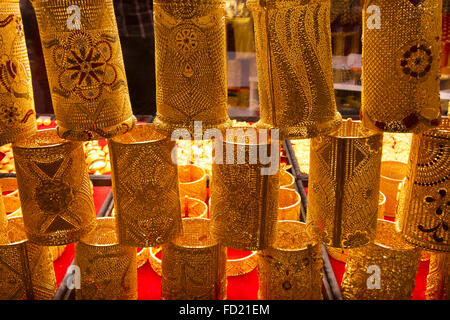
xmin=210 ymin=128 xmax=279 ymax=250
xmin=0 ymin=0 xmax=36 ymax=145
xmin=153 ymin=0 xmax=231 ymax=135
xmin=279 ymin=168 xmax=295 ymax=189
xmin=396 ymin=118 xmax=450 ymax=252
xmin=178 ymin=164 xmax=207 ymax=202
xmin=0 ymin=188 xmax=6 ymax=235
xmin=75 ymin=217 xmax=138 ymax=300
xmin=226 ymin=251 xmax=257 ymax=277
xmin=278 ymin=187 xmax=301 ymax=221
xmin=0 ymin=217 xmax=57 ymax=300
xmin=161 ymin=218 xmax=227 ymax=300
xmin=12 ymin=129 xmax=97 ymax=245
xmin=248 ymin=0 xmax=342 ymax=139
xmin=380 ymin=160 xmax=408 ymax=218
xmin=426 ymin=252 xmax=450 ymax=300
xmin=306 ymin=119 xmax=383 ymax=248
xmin=341 ymin=219 xmax=421 ymax=300
xmin=258 ymin=221 xmax=323 ymax=300
xmin=31 ymin=0 xmax=135 ymax=141
xmin=109 ymin=124 xmax=182 ymax=247
xmin=361 ymin=0 xmax=442 ymax=133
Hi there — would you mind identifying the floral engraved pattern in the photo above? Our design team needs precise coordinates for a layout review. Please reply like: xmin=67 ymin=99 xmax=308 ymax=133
xmin=35 ymin=179 xmax=73 ymax=215
xmin=400 ymin=44 xmax=433 ymax=79
xmin=419 ymin=188 xmax=449 ymax=243
xmin=175 ymin=28 xmax=198 ymax=55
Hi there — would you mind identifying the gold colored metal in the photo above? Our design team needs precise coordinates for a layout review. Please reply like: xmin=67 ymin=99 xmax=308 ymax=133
xmin=149 ymin=246 xmax=162 ymax=276
xmin=248 ymin=0 xmax=342 ymax=139
xmin=0 ymin=216 xmax=57 ymax=300
xmin=278 ymin=187 xmax=301 ymax=221
xmin=257 ymin=221 xmax=323 ymax=300
xmin=178 ymin=164 xmax=207 ymax=202
xmin=361 ymin=0 xmax=442 ymax=133
xmin=210 ymin=127 xmax=280 ymax=250
xmin=396 ymin=118 xmax=450 ymax=252
xmin=0 ymin=0 xmax=37 ymax=145
xmin=12 ymin=129 xmax=97 ymax=245
xmin=279 ymin=169 xmax=295 ymax=189
xmin=75 ymin=217 xmax=138 ymax=300
xmin=380 ymin=160 xmax=408 ymax=218
xmin=226 ymin=251 xmax=257 ymax=277
xmin=0 ymin=188 xmax=7 ymax=239
xmin=161 ymin=218 xmax=227 ymax=300
xmin=137 ymin=248 xmax=149 ymax=269
xmin=152 ymin=0 xmax=231 ymax=135
xmin=341 ymin=220 xmax=421 ymax=300
xmin=109 ymin=123 xmax=182 ymax=247
xmin=180 ymin=196 xmax=208 ymax=218
xmin=426 ymin=252 xmax=450 ymax=300
xmin=0 ymin=177 xmax=18 ymax=197
xmin=378 ymin=191 xmax=386 ymax=219
xmin=31 ymin=0 xmax=136 ymax=141
xmin=306 ymin=119 xmax=383 ymax=248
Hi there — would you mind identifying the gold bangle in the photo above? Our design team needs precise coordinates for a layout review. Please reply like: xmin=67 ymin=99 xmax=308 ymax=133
xmin=152 ymin=0 xmax=231 ymax=135
xmin=226 ymin=251 xmax=257 ymax=277
xmin=0 ymin=177 xmax=19 ymax=198
xmin=178 ymin=164 xmax=208 ymax=202
xmin=426 ymin=252 xmax=450 ymax=300
xmin=210 ymin=127 xmax=279 ymax=250
xmin=149 ymin=246 xmax=162 ymax=277
xmin=137 ymin=248 xmax=149 ymax=269
xmin=306 ymin=119 xmax=383 ymax=248
xmin=379 ymin=161 xmax=408 ymax=218
xmin=378 ymin=191 xmax=386 ymax=219
xmin=248 ymin=0 xmax=342 ymax=139
xmin=341 ymin=219 xmax=421 ymax=300
xmin=396 ymin=117 xmax=450 ymax=252
xmin=257 ymin=220 xmax=323 ymax=300
xmin=75 ymin=217 xmax=138 ymax=300
xmin=0 ymin=0 xmax=37 ymax=145
xmin=12 ymin=129 xmax=97 ymax=245
xmin=360 ymin=0 xmax=442 ymax=133
xmin=0 ymin=190 xmax=6 ymax=235
xmin=278 ymin=187 xmax=301 ymax=221
xmin=180 ymin=196 xmax=208 ymax=219
xmin=31 ymin=0 xmax=136 ymax=141
xmin=161 ymin=218 xmax=227 ymax=300
xmin=279 ymin=169 xmax=295 ymax=190
xmin=0 ymin=216 xmax=57 ymax=300
xmin=109 ymin=123 xmax=182 ymax=247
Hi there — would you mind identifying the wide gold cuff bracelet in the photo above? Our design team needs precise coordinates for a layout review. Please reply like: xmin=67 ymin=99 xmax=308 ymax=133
xmin=341 ymin=219 xmax=421 ymax=300
xmin=0 ymin=0 xmax=37 ymax=145
xmin=248 ymin=0 xmax=342 ymax=139
xmin=31 ymin=0 xmax=136 ymax=141
xmin=257 ymin=221 xmax=323 ymax=300
xmin=0 ymin=216 xmax=57 ymax=300
xmin=306 ymin=119 xmax=383 ymax=248
xmin=109 ymin=123 xmax=182 ymax=247
xmin=396 ymin=118 xmax=450 ymax=252
xmin=152 ymin=0 xmax=231 ymax=135
xmin=360 ymin=0 xmax=442 ymax=133
xmin=12 ymin=129 xmax=97 ymax=245
xmin=75 ymin=217 xmax=138 ymax=300
xmin=210 ymin=127 xmax=280 ymax=250
xmin=161 ymin=218 xmax=227 ymax=300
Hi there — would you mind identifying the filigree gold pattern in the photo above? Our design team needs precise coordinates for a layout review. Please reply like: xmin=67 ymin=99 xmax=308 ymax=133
xmin=257 ymin=221 xmax=323 ymax=300
xmin=12 ymin=129 xmax=97 ymax=245
xmin=248 ymin=0 xmax=342 ymax=139
xmin=161 ymin=218 xmax=227 ymax=300
xmin=0 ymin=217 xmax=57 ymax=300
xmin=31 ymin=0 xmax=135 ymax=141
xmin=0 ymin=0 xmax=36 ymax=145
xmin=341 ymin=220 xmax=421 ymax=300
xmin=396 ymin=118 xmax=450 ymax=252
xmin=361 ymin=0 xmax=442 ymax=133
xmin=152 ymin=0 xmax=231 ymax=135
xmin=75 ymin=217 xmax=138 ymax=300
xmin=426 ymin=252 xmax=450 ymax=300
xmin=306 ymin=119 xmax=383 ymax=248
xmin=109 ymin=124 xmax=182 ymax=247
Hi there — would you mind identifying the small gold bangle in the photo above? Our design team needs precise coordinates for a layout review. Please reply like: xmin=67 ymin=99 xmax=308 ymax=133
xmin=226 ymin=251 xmax=257 ymax=277
xmin=149 ymin=246 xmax=162 ymax=276
xmin=137 ymin=248 xmax=149 ymax=269
xmin=278 ymin=187 xmax=301 ymax=221
xmin=178 ymin=164 xmax=208 ymax=202
xmin=279 ymin=169 xmax=295 ymax=189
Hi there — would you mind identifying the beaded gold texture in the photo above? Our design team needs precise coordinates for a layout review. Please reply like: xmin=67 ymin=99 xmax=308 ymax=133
xmin=109 ymin=124 xmax=182 ymax=247
xmin=0 ymin=217 xmax=57 ymax=300
xmin=12 ymin=129 xmax=97 ymax=245
xmin=426 ymin=252 xmax=450 ymax=300
xmin=31 ymin=0 xmax=135 ymax=141
xmin=0 ymin=0 xmax=37 ymax=145
xmin=257 ymin=221 xmax=323 ymax=300
xmin=396 ymin=118 xmax=450 ymax=252
xmin=161 ymin=218 xmax=227 ymax=300
xmin=75 ymin=217 xmax=138 ymax=300
xmin=361 ymin=0 xmax=442 ymax=133
xmin=152 ymin=0 xmax=231 ymax=135
xmin=306 ymin=119 xmax=383 ymax=248
xmin=248 ymin=0 xmax=342 ymax=139
xmin=341 ymin=220 xmax=421 ymax=300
